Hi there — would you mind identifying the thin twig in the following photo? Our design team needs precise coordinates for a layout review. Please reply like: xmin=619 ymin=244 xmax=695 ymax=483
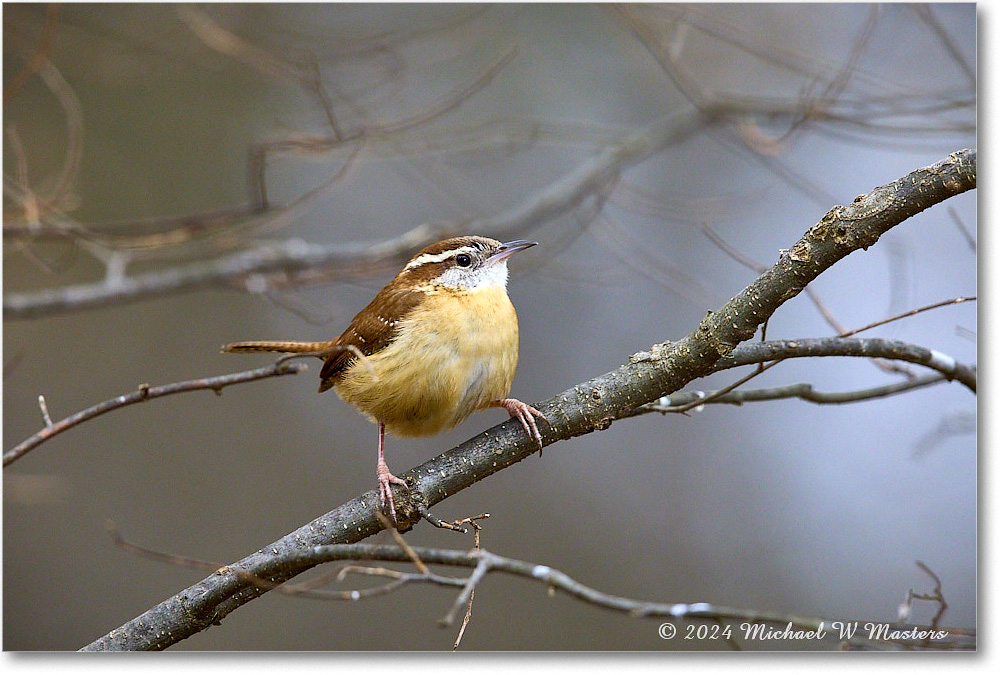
xmin=912 ymin=5 xmax=976 ymax=86
xmin=670 ymin=360 xmax=781 ymax=414
xmin=452 ymin=515 xmax=487 ymax=650
xmin=378 ymin=511 xmax=430 ymax=575
xmin=108 ymin=521 xmax=444 ymax=602
xmin=37 ymin=394 xmax=53 ymax=427
xmin=108 ymin=521 xmax=222 ymax=571
xmin=419 ymin=506 xmax=468 ymax=533
xmin=838 ymin=296 xmax=975 ymax=338
xmin=3 ymin=203 xmax=257 ymax=248
xmin=640 ymin=371 xmax=949 ymax=414
xmin=915 ymin=561 xmax=949 ymax=631
xmin=661 ymin=319 xmax=778 ymax=415
xmin=4 ymin=361 xmax=306 ymax=467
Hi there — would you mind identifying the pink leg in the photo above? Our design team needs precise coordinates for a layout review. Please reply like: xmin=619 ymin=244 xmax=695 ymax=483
xmin=376 ymin=421 xmax=408 ymax=521
xmin=491 ymin=398 xmax=547 ymax=454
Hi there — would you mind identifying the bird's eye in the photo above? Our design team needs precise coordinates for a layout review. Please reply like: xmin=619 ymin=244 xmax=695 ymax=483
xmin=455 ymin=253 xmax=472 ymax=267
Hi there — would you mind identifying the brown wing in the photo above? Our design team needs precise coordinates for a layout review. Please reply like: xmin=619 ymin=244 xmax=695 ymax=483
xmin=318 ymin=283 xmax=424 ymax=392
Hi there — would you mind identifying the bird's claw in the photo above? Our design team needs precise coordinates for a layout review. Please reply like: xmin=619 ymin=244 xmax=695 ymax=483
xmin=496 ymin=398 xmax=547 ymax=455
xmin=377 ymin=460 xmax=408 ymax=522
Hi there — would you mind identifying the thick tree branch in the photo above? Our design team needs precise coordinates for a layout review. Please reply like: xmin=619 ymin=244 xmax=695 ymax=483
xmin=81 ymin=148 xmax=975 ymax=650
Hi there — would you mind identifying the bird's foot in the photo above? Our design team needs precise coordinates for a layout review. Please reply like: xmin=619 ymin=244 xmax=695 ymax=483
xmin=377 ymin=459 xmax=409 ymax=522
xmin=494 ymin=398 xmax=547 ymax=455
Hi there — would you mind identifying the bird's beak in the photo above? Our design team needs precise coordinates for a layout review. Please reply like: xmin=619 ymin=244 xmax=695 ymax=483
xmin=488 ymin=239 xmax=537 ymax=265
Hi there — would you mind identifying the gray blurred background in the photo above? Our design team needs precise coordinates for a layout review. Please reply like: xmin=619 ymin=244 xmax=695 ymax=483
xmin=3 ymin=4 xmax=976 ymax=650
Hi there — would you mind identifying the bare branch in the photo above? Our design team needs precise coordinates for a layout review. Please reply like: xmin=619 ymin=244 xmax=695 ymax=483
xmin=702 ymin=222 xmax=850 ymax=333
xmin=79 ymin=149 xmax=976 ymax=651
xmin=703 ymin=221 xmax=946 ymax=380
xmin=618 ymin=5 xmax=974 ymax=141
xmin=660 ymin=356 xmax=779 ymax=415
xmin=714 ymin=337 xmax=975 ymax=393
xmin=632 ymin=335 xmax=975 ymax=418
xmin=4 ymin=361 xmax=307 ymax=467
xmin=107 ymin=526 xmax=975 ymax=651
xmin=3 ymin=224 xmax=444 ymax=320
xmin=36 ymin=394 xmax=53 ymax=427
xmin=897 ymin=561 xmax=952 ymax=651
xmin=5 ymin=110 xmax=710 ymax=320
xmin=642 ymin=371 xmax=949 ymax=413
xmin=451 ymin=515 xmax=487 ymax=650
xmin=838 ymin=297 xmax=975 ymax=338
xmin=914 ymin=561 xmax=949 ymax=631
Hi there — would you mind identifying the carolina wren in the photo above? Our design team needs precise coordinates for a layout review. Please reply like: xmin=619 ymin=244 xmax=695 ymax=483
xmin=222 ymin=236 xmax=546 ymax=519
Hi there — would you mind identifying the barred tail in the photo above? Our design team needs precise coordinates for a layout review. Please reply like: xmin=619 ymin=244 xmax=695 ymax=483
xmin=221 ymin=339 xmax=337 ymax=355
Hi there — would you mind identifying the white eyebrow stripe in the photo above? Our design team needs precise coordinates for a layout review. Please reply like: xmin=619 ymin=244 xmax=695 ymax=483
xmin=404 ymin=246 xmax=478 ymax=270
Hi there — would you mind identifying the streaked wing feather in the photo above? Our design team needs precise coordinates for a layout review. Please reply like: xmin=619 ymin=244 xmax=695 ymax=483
xmin=318 ymin=284 xmax=424 ymax=392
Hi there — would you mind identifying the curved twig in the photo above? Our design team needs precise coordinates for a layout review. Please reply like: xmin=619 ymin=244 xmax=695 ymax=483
xmin=641 ymin=371 xmax=950 ymax=413
xmin=3 ymin=362 xmax=306 ymax=467
xmin=716 ymin=338 xmax=975 ymax=392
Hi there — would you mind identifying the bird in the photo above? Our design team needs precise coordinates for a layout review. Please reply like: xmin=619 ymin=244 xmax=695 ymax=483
xmin=222 ymin=235 xmax=546 ymax=520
